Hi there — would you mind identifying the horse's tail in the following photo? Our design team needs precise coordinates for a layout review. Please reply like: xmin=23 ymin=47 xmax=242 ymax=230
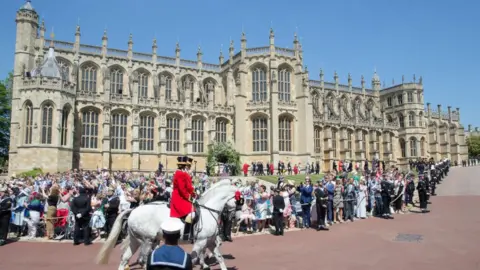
xmin=95 ymin=208 xmax=133 ymax=265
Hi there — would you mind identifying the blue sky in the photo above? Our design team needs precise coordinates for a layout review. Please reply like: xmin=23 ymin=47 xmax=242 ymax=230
xmin=1 ymin=0 xmax=479 ymax=127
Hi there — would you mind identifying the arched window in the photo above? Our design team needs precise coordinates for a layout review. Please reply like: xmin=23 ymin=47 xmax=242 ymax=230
xmin=81 ymin=110 xmax=98 ymax=149
xmin=24 ymin=102 xmax=33 ymax=144
xmin=41 ymin=104 xmax=53 ymax=144
xmin=387 ymin=115 xmax=393 ymax=123
xmin=139 ymin=115 xmax=154 ymax=151
xmin=252 ymin=117 xmax=268 ymax=152
xmin=110 ymin=68 xmax=124 ymax=94
xmin=420 ymin=137 xmax=425 ymax=157
xmin=166 ymin=116 xmax=180 ymax=152
xmin=57 ymin=59 xmax=70 ymax=81
xmin=215 ymin=119 xmax=227 ymax=143
xmin=331 ymin=129 xmax=338 ymax=158
xmin=418 ymin=112 xmax=424 ymax=127
xmin=192 ymin=118 xmax=204 ymax=153
xmin=279 ymin=116 xmax=292 ymax=152
xmin=165 ymin=75 xmax=172 ymax=100
xmin=278 ymin=69 xmax=291 ymax=101
xmin=111 ymin=112 xmax=128 ymax=150
xmin=60 ymin=106 xmax=69 ymax=146
xmin=408 ymin=112 xmax=415 ymax=127
xmin=314 ymin=127 xmax=322 ymax=153
xmin=432 ymin=127 xmax=437 ymax=142
xmin=361 ymin=131 xmax=367 ymax=151
xmin=252 ymin=68 xmax=267 ymax=102
xmin=81 ymin=64 xmax=97 ymax=93
xmin=347 ymin=130 xmax=353 ymax=151
xmin=138 ymin=72 xmax=149 ymax=98
xmin=410 ymin=138 xmax=417 ymax=157
xmin=204 ymin=81 xmax=214 ymax=104
xmin=400 ymin=139 xmax=406 ymax=158
xmin=398 ymin=114 xmax=405 ymax=128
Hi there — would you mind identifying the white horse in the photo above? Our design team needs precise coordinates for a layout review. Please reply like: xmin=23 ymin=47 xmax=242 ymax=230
xmin=96 ymin=179 xmax=237 ymax=270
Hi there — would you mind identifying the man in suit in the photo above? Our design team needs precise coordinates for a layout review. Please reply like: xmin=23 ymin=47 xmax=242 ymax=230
xmin=314 ymin=182 xmax=329 ymax=231
xmin=70 ymin=187 xmax=92 ymax=245
xmin=103 ymin=187 xmax=120 ymax=237
xmin=297 ymin=177 xmax=313 ymax=228
xmin=0 ymin=186 xmax=13 ymax=246
xmin=272 ymin=188 xmax=285 ymax=236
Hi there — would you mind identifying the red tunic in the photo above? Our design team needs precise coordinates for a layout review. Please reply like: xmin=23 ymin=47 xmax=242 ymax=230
xmin=170 ymin=170 xmax=195 ymax=218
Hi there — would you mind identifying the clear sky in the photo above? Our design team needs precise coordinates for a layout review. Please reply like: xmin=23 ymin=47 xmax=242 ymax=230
xmin=1 ymin=0 xmax=478 ymax=127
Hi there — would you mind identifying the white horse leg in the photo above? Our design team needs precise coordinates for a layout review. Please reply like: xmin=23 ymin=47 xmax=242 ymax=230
xmin=212 ymin=236 xmax=228 ymax=270
xmin=118 ymin=235 xmax=140 ymax=270
xmin=192 ymin=239 xmax=210 ymax=269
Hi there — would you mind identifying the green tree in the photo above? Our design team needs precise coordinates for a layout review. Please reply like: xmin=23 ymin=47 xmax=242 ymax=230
xmin=0 ymin=72 xmax=12 ymax=163
xmin=206 ymin=142 xmax=241 ymax=176
xmin=467 ymin=135 xmax=480 ymax=158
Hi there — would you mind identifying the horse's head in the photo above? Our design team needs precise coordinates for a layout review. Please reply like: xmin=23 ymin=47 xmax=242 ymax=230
xmin=199 ymin=182 xmax=237 ymax=213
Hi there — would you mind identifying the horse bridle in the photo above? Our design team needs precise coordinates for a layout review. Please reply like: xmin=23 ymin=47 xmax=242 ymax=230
xmin=192 ymin=196 xmax=236 ymax=242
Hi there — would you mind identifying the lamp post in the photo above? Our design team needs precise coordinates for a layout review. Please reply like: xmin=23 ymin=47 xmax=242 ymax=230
xmin=194 ymin=160 xmax=197 ymax=177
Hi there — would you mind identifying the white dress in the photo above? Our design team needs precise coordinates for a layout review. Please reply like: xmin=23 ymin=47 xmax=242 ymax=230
xmin=356 ymin=185 xmax=367 ymax=218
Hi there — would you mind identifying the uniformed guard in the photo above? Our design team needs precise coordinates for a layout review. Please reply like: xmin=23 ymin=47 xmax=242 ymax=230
xmin=417 ymin=176 xmax=430 ymax=213
xmin=147 ymin=217 xmax=193 ymax=270
xmin=430 ymin=168 xmax=437 ymax=196
xmin=314 ymin=182 xmax=329 ymax=231
xmin=170 ymin=156 xmax=196 ymax=241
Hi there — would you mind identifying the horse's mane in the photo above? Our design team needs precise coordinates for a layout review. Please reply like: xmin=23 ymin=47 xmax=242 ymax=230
xmin=198 ymin=181 xmax=236 ymax=205
xmin=200 ymin=179 xmax=231 ymax=198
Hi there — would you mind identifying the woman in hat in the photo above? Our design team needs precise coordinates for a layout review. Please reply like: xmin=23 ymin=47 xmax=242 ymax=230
xmin=170 ymin=156 xmax=196 ymax=241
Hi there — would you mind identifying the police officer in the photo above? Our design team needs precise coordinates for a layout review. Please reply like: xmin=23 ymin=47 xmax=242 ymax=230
xmin=103 ymin=187 xmax=120 ymax=237
xmin=147 ymin=217 xmax=193 ymax=270
xmin=430 ymin=168 xmax=437 ymax=196
xmin=0 ymin=185 xmax=13 ymax=246
xmin=417 ymin=176 xmax=430 ymax=213
xmin=70 ymin=187 xmax=92 ymax=245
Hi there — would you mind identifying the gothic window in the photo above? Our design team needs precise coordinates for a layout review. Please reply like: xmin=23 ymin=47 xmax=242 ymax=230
xmin=314 ymin=127 xmax=322 ymax=153
xmin=375 ymin=132 xmax=381 ymax=151
xmin=347 ymin=130 xmax=353 ymax=150
xmin=24 ymin=101 xmax=33 ymax=144
xmin=278 ymin=69 xmax=291 ymax=102
xmin=407 ymin=92 xmax=414 ymax=103
xmin=408 ymin=112 xmax=415 ymax=127
xmin=60 ymin=107 xmax=69 ymax=146
xmin=215 ymin=119 xmax=227 ymax=143
xmin=41 ymin=104 xmax=53 ymax=144
xmin=204 ymin=81 xmax=214 ymax=104
xmin=138 ymin=72 xmax=149 ymax=98
xmin=110 ymin=68 xmax=124 ymax=95
xmin=252 ymin=117 xmax=268 ymax=152
xmin=81 ymin=64 xmax=97 ymax=93
xmin=139 ymin=115 xmax=154 ymax=151
xmin=410 ymin=137 xmax=417 ymax=157
xmin=166 ymin=116 xmax=180 ymax=152
xmin=111 ymin=112 xmax=128 ymax=150
xmin=362 ymin=131 xmax=367 ymax=150
xmin=252 ymin=68 xmax=267 ymax=102
xmin=165 ymin=75 xmax=172 ymax=100
xmin=398 ymin=114 xmax=405 ymax=128
xmin=279 ymin=116 xmax=292 ymax=152
xmin=331 ymin=129 xmax=337 ymax=158
xmin=81 ymin=110 xmax=98 ymax=149
xmin=192 ymin=118 xmax=204 ymax=153
xmin=397 ymin=94 xmax=403 ymax=105
xmin=400 ymin=138 xmax=406 ymax=158
xmin=432 ymin=127 xmax=437 ymax=142
xmin=419 ymin=112 xmax=424 ymax=127
xmin=387 ymin=97 xmax=392 ymax=107
xmin=57 ymin=59 xmax=70 ymax=81
xmin=420 ymin=137 xmax=426 ymax=157
xmin=387 ymin=115 xmax=393 ymax=123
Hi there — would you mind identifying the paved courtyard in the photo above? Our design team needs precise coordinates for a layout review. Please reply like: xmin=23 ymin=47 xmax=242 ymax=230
xmin=1 ymin=167 xmax=479 ymax=270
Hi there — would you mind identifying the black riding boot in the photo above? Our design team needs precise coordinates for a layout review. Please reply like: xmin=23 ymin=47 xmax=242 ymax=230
xmin=183 ymin=223 xmax=192 ymax=241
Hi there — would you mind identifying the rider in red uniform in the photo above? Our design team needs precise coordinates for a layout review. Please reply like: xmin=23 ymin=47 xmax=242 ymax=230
xmin=170 ymin=156 xmax=196 ymax=240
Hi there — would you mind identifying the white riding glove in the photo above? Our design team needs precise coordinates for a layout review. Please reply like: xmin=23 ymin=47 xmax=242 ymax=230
xmin=76 ymin=213 xmax=82 ymax=219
